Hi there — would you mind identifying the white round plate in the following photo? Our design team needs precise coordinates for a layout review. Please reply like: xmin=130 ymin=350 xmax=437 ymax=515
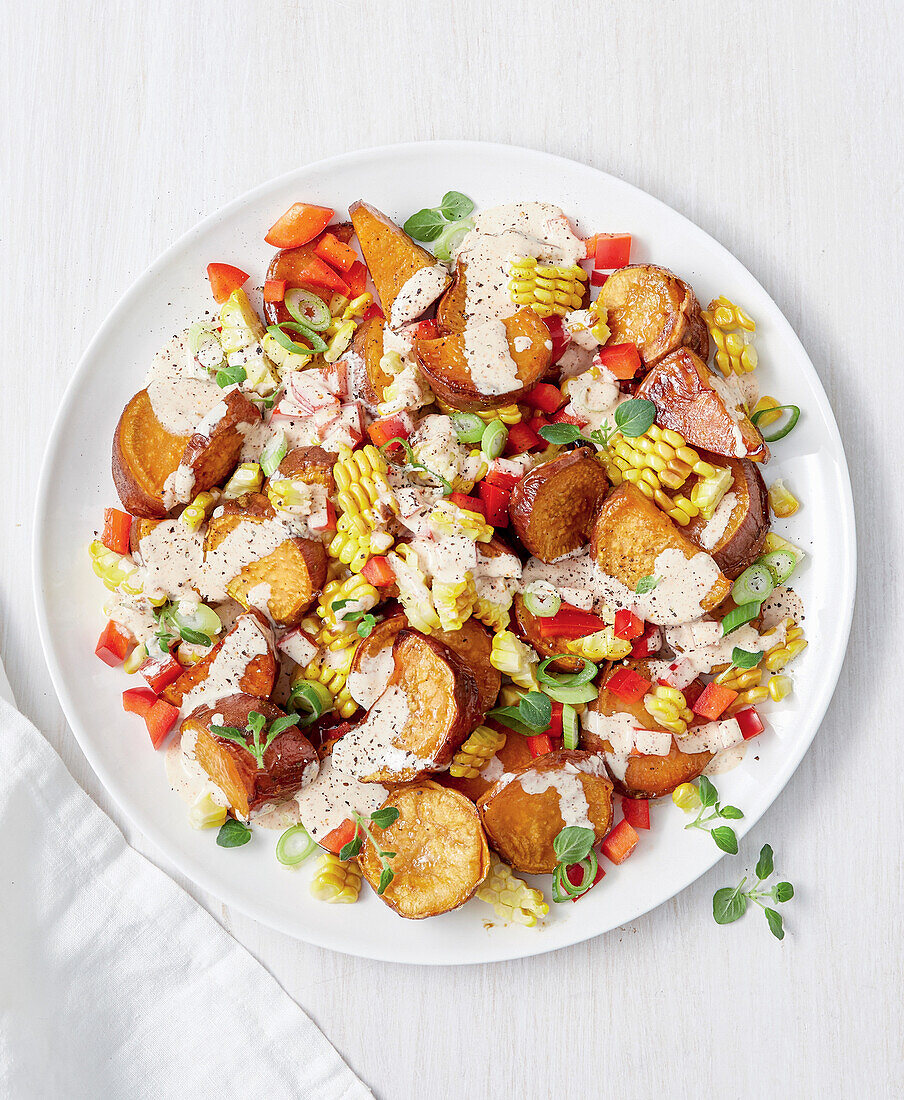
xmin=34 ymin=142 xmax=855 ymax=964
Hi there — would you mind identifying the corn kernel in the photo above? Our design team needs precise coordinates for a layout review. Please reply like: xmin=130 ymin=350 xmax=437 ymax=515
xmin=672 ymin=783 xmax=701 ymax=812
xmin=310 ymin=853 xmax=362 ymax=903
xmin=476 ymin=853 xmax=548 ymax=926
xmin=450 ymin=726 xmax=506 ymax=779
xmin=768 ymin=675 xmax=793 ymax=701
xmin=768 ymin=478 xmax=800 ymax=518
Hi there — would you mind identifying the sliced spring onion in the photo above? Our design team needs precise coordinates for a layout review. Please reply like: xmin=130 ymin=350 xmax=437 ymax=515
xmin=260 ymin=430 xmax=287 ymax=478
xmin=552 ymin=849 xmax=599 ymax=903
xmin=433 ymin=217 xmax=474 ymax=263
xmin=751 ymin=404 xmax=800 ymax=442
xmin=275 ymin=824 xmax=317 ymax=867
xmin=481 ymin=419 xmax=508 ymax=459
xmin=172 ymin=603 xmax=222 ymax=638
xmin=731 ymin=564 xmax=775 ymax=605
xmin=720 ymin=601 xmax=762 ymax=636
xmin=451 ymin=412 xmax=486 ymax=444
xmin=266 ymin=322 xmax=328 ymax=356
xmin=562 ymin=704 xmax=579 ymax=750
xmin=288 ymin=679 xmax=333 ymax=724
xmin=537 ymin=657 xmax=599 ymax=704
xmin=522 ymin=581 xmax=562 ymax=619
xmin=757 ymin=549 xmax=797 ymax=586
xmin=537 ymin=656 xmax=598 ymax=688
xmin=188 ymin=321 xmax=223 ymax=363
xmin=284 ymin=288 xmax=331 ymax=332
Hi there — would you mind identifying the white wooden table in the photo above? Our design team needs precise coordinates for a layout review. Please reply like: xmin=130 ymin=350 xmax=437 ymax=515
xmin=3 ymin=2 xmax=901 ymax=1095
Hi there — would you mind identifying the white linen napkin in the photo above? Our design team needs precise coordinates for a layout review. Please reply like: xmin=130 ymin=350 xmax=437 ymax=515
xmin=0 ymin=680 xmax=372 ymax=1100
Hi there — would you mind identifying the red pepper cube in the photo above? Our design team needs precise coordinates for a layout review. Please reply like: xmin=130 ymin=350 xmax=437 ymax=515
xmin=549 ymin=408 xmax=585 ymax=427
xmin=504 ymin=422 xmax=543 ymax=456
xmin=681 ymin=678 xmax=706 ymax=710
xmin=735 ymin=707 xmax=765 ymax=740
xmin=320 ymin=818 xmax=362 ymax=854
xmin=542 ymin=314 xmax=571 ymax=362
xmin=605 ymin=667 xmax=652 ymax=704
xmin=314 ymin=231 xmax=358 ymax=274
xmin=95 ymin=621 xmax=135 ymax=667
xmin=417 ymin=319 xmax=439 ymax=340
xmin=596 ymin=343 xmax=642 ymax=381
xmin=361 ymin=555 xmax=396 ymax=587
xmin=621 ymin=797 xmax=650 ymax=830
xmin=101 ymin=508 xmax=133 ymax=556
xmin=601 ymin=819 xmax=640 ymax=864
xmin=345 ymin=260 xmax=367 ymax=298
xmin=526 ymin=734 xmax=554 ymax=758
xmin=614 ymin=609 xmax=644 ymax=640
xmin=263 ymin=278 xmax=287 ymax=303
xmin=692 ymin=682 xmax=739 ymax=722
xmin=362 ymin=303 xmax=384 ymax=321
xmin=122 ymin=687 xmax=159 ymax=718
xmin=630 ymin=622 xmax=661 ymax=658
xmin=590 ymin=269 xmax=609 ymax=288
xmin=140 ymin=654 xmax=183 ymax=694
xmin=145 ymin=699 xmax=180 ymax=749
xmin=522 ymin=383 xmax=566 ymax=415
xmin=449 ymin=492 xmax=486 ymax=518
xmin=478 ymin=481 xmax=510 ymax=527
xmin=294 ymin=254 xmax=350 ymax=296
xmin=206 ymin=262 xmax=249 ymax=304
xmin=593 ymin=233 xmax=632 ymax=270
xmin=566 ymin=858 xmax=606 ymax=901
xmin=265 ymin=202 xmax=334 ymax=249
xmin=367 ymin=415 xmax=410 ymax=450
xmin=537 ymin=605 xmax=608 ymax=640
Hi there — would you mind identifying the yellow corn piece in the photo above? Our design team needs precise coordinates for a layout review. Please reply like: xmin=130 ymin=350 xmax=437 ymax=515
xmin=763 ymin=619 xmax=808 ymax=672
xmin=310 ymin=852 xmax=362 ymax=903
xmin=219 ymin=288 xmax=265 ymax=353
xmin=328 ymin=293 xmax=350 ymax=316
xmin=768 ymin=675 xmax=793 ymax=702
xmin=566 ymin=627 xmax=631 ymax=662
xmin=730 ymin=685 xmax=770 ymax=709
xmin=123 ymin=643 xmax=148 ymax=674
xmin=302 ymin=638 xmax=360 ymax=718
xmin=389 ymin=544 xmax=441 ymax=634
xmin=491 ymin=630 xmax=538 ymax=689
xmin=433 ymin=575 xmax=478 ymax=632
xmin=643 ymin=685 xmax=694 ymax=735
xmin=450 ymin=726 xmax=506 ymax=779
xmin=473 ymin=595 xmax=511 ymax=633
xmin=476 ymin=403 xmax=522 ymax=425
xmin=262 ymin=330 xmax=312 ymax=373
xmin=763 ymin=531 xmax=806 ymax=565
xmin=430 ymin=499 xmax=493 ymax=543
xmin=317 ymin=574 xmax=380 ymax=630
xmin=222 ymin=462 xmax=262 ymax=500
xmin=768 ymin=478 xmax=800 ymax=518
xmin=672 ymin=782 xmax=701 ymax=812
xmin=89 ymin=539 xmax=139 ymax=592
xmin=181 ymin=489 xmax=220 ymax=531
xmin=715 ymin=666 xmax=763 ymax=691
xmin=703 ymin=295 xmax=758 ymax=377
xmin=476 ymin=853 xmax=549 ymax=927
xmin=690 ymin=466 xmax=733 ymax=521
xmin=324 ymin=320 xmax=356 ymax=363
xmin=329 ymin=444 xmax=395 ymax=571
xmin=751 ymin=395 xmax=782 ymax=428
xmin=188 ymin=792 xmax=228 ymax=830
xmin=509 ymin=257 xmax=588 ymax=318
xmin=342 ymin=293 xmax=372 ymax=320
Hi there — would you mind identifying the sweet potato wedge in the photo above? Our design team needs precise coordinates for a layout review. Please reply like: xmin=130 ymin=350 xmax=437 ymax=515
xmin=435 ymin=260 xmax=468 ymax=334
xmin=478 ymin=750 xmax=614 ymax=874
xmin=183 ymin=693 xmax=318 ymax=818
xmin=434 ymin=618 xmax=501 ymax=713
xmin=441 ymin=727 xmax=534 ymax=804
xmin=591 ymin=483 xmax=732 ymax=613
xmin=360 ymin=782 xmax=489 ymax=919
xmin=263 ymin=222 xmax=354 ymax=326
xmin=509 ymin=448 xmax=608 ymax=562
xmin=684 ymin=456 xmax=769 ymax=578
xmin=349 ymin=314 xmax=391 ymax=407
xmin=600 ymin=264 xmax=709 ymax=366
xmin=348 ymin=201 xmax=437 ymax=320
xmin=274 ymin=445 xmax=336 ymax=493
xmin=176 ymin=389 xmax=261 ymax=502
xmin=636 ymin=348 xmax=768 ymax=461
xmin=415 ymin=308 xmax=552 ymax=411
xmin=204 ymin=493 xmax=327 ymax=625
xmin=333 ymin=629 xmax=483 ymax=784
xmin=511 ymin=595 xmax=584 ymax=673
xmin=162 ymin=610 xmax=277 ymax=707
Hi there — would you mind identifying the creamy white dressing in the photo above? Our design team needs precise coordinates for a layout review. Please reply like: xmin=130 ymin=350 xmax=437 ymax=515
xmin=181 ymin=613 xmax=272 ymax=714
xmin=346 ymin=642 xmax=395 ymax=710
xmin=331 ymin=683 xmax=429 ymax=779
xmin=698 ymin=491 xmax=737 ymax=550
xmin=166 ymin=727 xmax=230 ymax=808
xmin=146 ymin=331 xmax=225 ymax=435
xmin=650 ymin=620 xmax=781 ymax=687
xmin=583 ymin=710 xmax=673 ymax=758
xmin=389 ymin=264 xmax=450 ymax=328
xmin=565 ymin=367 xmax=624 ymax=432
xmin=703 ymin=740 xmax=748 ymax=776
xmin=294 ymin=755 xmax=388 ymax=842
xmin=707 ymin=371 xmax=749 ymax=457
xmin=501 ymin=756 xmax=606 ymax=829
xmin=761 ymin=586 xmax=804 ymax=629
xmin=278 ymin=628 xmax=319 ymax=668
xmin=480 ymin=754 xmax=506 ymax=784
xmin=676 ymin=718 xmax=744 ymax=755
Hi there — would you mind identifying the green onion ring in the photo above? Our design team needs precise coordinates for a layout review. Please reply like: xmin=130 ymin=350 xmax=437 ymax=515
xmin=720 ymin=601 xmax=763 ymax=636
xmin=480 ymin=419 xmax=509 ymax=459
xmin=751 ymin=404 xmax=800 ymax=442
xmin=275 ymin=824 xmax=317 ymax=867
xmin=266 ymin=322 xmax=328 ymax=356
xmin=284 ymin=288 xmax=332 ymax=332
xmin=757 ymin=549 xmax=797 ymax=586
xmin=287 ymin=680 xmax=332 ymax=725
xmin=562 ymin=704 xmax=579 ymax=750
xmin=450 ymin=412 xmax=486 ymax=444
xmin=537 ymin=656 xmax=598 ymax=689
xmin=522 ymin=581 xmax=561 ymax=619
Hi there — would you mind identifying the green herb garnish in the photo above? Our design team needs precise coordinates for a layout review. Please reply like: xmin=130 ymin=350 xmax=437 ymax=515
xmin=551 ymin=826 xmax=598 ymax=903
xmin=331 ymin=599 xmax=378 ymax=638
xmin=488 ymin=691 xmax=553 ymax=735
xmin=635 ymin=575 xmax=660 ymax=595
xmin=684 ymin=776 xmax=744 ymax=853
xmin=339 ymin=808 xmax=401 ymax=895
xmin=613 ymin=398 xmax=657 ymax=438
xmin=713 ymin=844 xmax=794 ymax=939
xmin=403 ymin=191 xmax=475 ymax=243
xmin=379 ymin=437 xmax=452 ymax=494
xmin=216 ymin=819 xmax=251 ymax=847
xmin=210 ymin=710 xmax=301 ymax=770
xmin=730 ymin=647 xmax=763 ymax=670
xmin=215 ymin=363 xmax=247 ymax=389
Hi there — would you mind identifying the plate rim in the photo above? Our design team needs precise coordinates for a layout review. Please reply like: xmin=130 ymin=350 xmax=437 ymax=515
xmin=32 ymin=140 xmax=857 ymax=963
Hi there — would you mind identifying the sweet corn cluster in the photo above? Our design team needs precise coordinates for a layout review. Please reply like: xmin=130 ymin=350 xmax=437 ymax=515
xmin=566 ymin=627 xmax=631 ymax=662
xmin=689 ymin=467 xmax=733 ymax=521
xmin=450 ymin=450 xmax=489 ymax=495
xmin=768 ymin=674 xmax=793 ymax=702
xmin=644 ymin=685 xmax=694 ymax=735
xmin=450 ymin=726 xmax=507 ymax=779
xmin=509 ymin=257 xmax=588 ymax=318
xmin=768 ymin=478 xmax=800 ymax=519
xmin=473 ymin=595 xmax=512 ymax=633
xmin=181 ymin=489 xmax=220 ymax=531
xmin=702 ymin=296 xmax=758 ymax=377
xmin=222 ymin=462 xmax=262 ymax=500
xmin=329 ymin=444 xmax=395 ymax=572
xmin=433 ymin=576 xmax=478 ymax=631
xmin=299 ymin=636 xmax=360 ymax=719
xmin=490 ymin=631 xmax=538 ymax=689
xmin=476 ymin=854 xmax=549 ymax=927
xmin=601 ymin=425 xmax=717 ymax=526
xmin=310 ymin=853 xmax=362 ymax=903
xmin=763 ymin=619 xmax=808 ymax=672
xmin=317 ymin=573 xmax=380 ymax=632
xmin=89 ymin=540 xmax=143 ymax=595
xmin=389 ymin=544 xmax=442 ymax=634
xmin=430 ymin=499 xmax=493 ymax=543
xmin=476 ymin=403 xmax=522 ymax=425
xmin=188 ymin=792 xmax=227 ymax=830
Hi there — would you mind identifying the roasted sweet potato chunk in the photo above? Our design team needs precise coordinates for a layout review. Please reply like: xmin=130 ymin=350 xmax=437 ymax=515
xmin=263 ymin=222 xmax=354 ymax=325
xmin=333 ymin=629 xmax=483 ymax=784
xmin=349 ymin=314 xmax=390 ymax=407
xmin=433 ymin=618 xmax=501 ymax=713
xmin=600 ymin=264 xmax=709 ymax=366
xmin=591 ymin=483 xmax=732 ymax=613
xmin=415 ymin=308 xmax=552 ymax=411
xmin=204 ymin=493 xmax=327 ymax=626
xmin=441 ymin=727 xmax=533 ymax=804
xmin=435 ymin=261 xmax=468 ymax=334
xmin=478 ymin=750 xmax=614 ymax=874
xmin=348 ymin=201 xmax=437 ymax=320
xmin=274 ymin=445 xmax=336 ymax=493
xmin=636 ymin=348 xmax=767 ymax=461
xmin=683 ymin=456 xmax=769 ymax=578
xmin=184 ymin=694 xmax=319 ymax=818
xmin=509 ymin=448 xmax=608 ymax=562
xmin=360 ymin=782 xmax=490 ymax=919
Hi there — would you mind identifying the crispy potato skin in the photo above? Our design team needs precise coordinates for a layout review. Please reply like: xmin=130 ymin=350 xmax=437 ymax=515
xmin=185 ymin=694 xmax=318 ymax=818
xmin=350 ymin=315 xmax=390 ymax=407
xmin=591 ymin=483 xmax=732 ymax=612
xmin=683 ymin=456 xmax=769 ymax=578
xmin=348 ymin=201 xmax=437 ymax=319
xmin=441 ymin=727 xmax=533 ymax=803
xmin=360 ymin=781 xmax=489 ymax=919
xmin=415 ymin=309 xmax=552 ymax=411
xmin=112 ymin=389 xmax=187 ymax=518
xmin=636 ymin=348 xmax=768 ymax=462
xmin=179 ymin=389 xmax=261 ymax=497
xmin=511 ymin=594 xmax=584 ymax=673
xmin=162 ymin=610 xmax=277 ymax=706
xmin=263 ymin=222 xmax=354 ymax=326
xmin=509 ymin=448 xmax=608 ymax=563
xmin=601 ymin=264 xmax=709 ymax=366
xmin=275 ymin=445 xmax=336 ymax=493
xmin=478 ymin=750 xmax=614 ymax=874
xmin=435 ymin=260 xmax=468 ymax=335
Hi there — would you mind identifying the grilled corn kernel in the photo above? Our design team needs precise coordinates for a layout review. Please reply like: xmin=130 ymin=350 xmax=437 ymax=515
xmin=731 ymin=685 xmax=770 ymax=709
xmin=509 ymin=258 xmax=588 ymax=318
xmin=323 ymin=321 xmax=356 ymax=363
xmin=181 ymin=490 xmax=220 ymax=531
xmin=430 ymin=499 xmax=493 ymax=543
xmin=219 ymin=287 xmax=265 ymax=352
xmin=318 ymin=574 xmax=380 ymax=630
xmin=188 ymin=792 xmax=228 ymax=830
xmin=388 ymin=544 xmax=442 ymax=634
xmin=762 ymin=619 xmax=807 ymax=672
xmin=703 ymin=296 xmax=757 ymax=376
xmin=768 ymin=675 xmax=793 ymax=702
xmin=310 ymin=853 xmax=362 ymax=903
xmin=342 ymin=293 xmax=372 ymax=319
xmin=329 ymin=445 xmax=395 ymax=571
xmin=715 ymin=666 xmax=763 ymax=691
xmin=433 ymin=575 xmax=478 ymax=632
xmin=473 ymin=595 xmax=511 ymax=633
xmin=566 ymin=627 xmax=631 ymax=662
xmin=476 ymin=853 xmax=549 ymax=926
xmin=643 ymin=685 xmax=694 ymax=735
xmin=477 ymin=403 xmax=522 ymax=425
xmin=450 ymin=726 xmax=507 ymax=779
xmin=690 ymin=466 xmax=734 ymax=521
xmin=123 ymin=642 xmax=148 ymax=675
xmin=768 ymin=478 xmax=800 ymax=518
xmin=222 ymin=463 xmax=262 ymax=500
xmin=672 ymin=782 xmax=701 ymax=812
xmin=491 ymin=631 xmax=538 ymax=689
xmin=751 ymin=395 xmax=782 ymax=428
xmin=763 ymin=531 xmax=806 ymax=565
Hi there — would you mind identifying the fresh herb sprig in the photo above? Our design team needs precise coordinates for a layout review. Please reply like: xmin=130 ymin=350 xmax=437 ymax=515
xmin=487 ymin=691 xmax=553 ymax=735
xmin=152 ymin=602 xmax=212 ymax=649
xmin=339 ymin=808 xmax=401 ymax=895
xmin=331 ymin=599 xmax=378 ymax=639
xmin=210 ymin=710 xmax=301 ymax=771
xmin=635 ymin=575 xmax=660 ymax=595
xmin=684 ymin=776 xmax=744 ymax=853
xmin=713 ymin=844 xmax=794 ymax=939
xmin=551 ymin=826 xmax=599 ymax=903
xmin=403 ymin=191 xmax=475 ymax=242
xmin=729 ymin=646 xmax=764 ymax=671
xmin=216 ymin=819 xmax=251 ymax=847
xmin=379 ymin=437 xmax=452 ymax=495
xmin=539 ymin=398 xmax=657 ymax=450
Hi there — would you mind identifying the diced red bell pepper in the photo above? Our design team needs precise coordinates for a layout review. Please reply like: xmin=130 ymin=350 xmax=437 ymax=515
xmin=504 ymin=422 xmax=543 ymax=456
xmin=122 ymin=687 xmax=158 ymax=718
xmin=145 ymin=699 xmax=180 ymax=749
xmin=478 ymin=481 xmax=510 ymax=527
xmin=605 ymin=666 xmax=652 ymax=704
xmin=692 ymin=682 xmax=739 ymax=722
xmin=140 ymin=653 xmax=182 ymax=694
xmin=345 ymin=260 xmax=367 ymax=298
xmin=601 ymin=819 xmax=639 ymax=864
xmin=367 ymin=415 xmax=410 ymax=450
xmin=527 ymin=734 xmax=554 ymax=757
xmin=592 ymin=233 xmax=632 ymax=270
xmin=207 ymin=263 xmax=249 ymax=304
xmin=361 ymin=555 xmax=396 ymax=587
xmin=529 ymin=412 xmax=551 ymax=434
xmin=736 ymin=706 xmax=765 ymax=740
xmin=614 ymin=609 xmax=644 ymax=640
xmin=449 ymin=492 xmax=486 ymax=518
xmin=484 ymin=468 xmax=521 ymax=491
xmin=590 ymin=270 xmax=609 ymax=288
xmin=363 ymin=303 xmax=384 ymax=321
xmin=314 ymin=232 xmax=358 ymax=274
xmin=417 ymin=319 xmax=439 ymax=340
xmin=309 ymin=500 xmax=337 ymax=534
xmin=630 ymin=622 xmax=661 ymax=659
xmin=263 ymin=278 xmax=287 ymax=303
xmin=320 ymin=818 xmax=361 ymax=854
xmin=265 ymin=202 xmax=334 ymax=249
xmin=522 ymin=383 xmax=566 ymax=414
xmin=102 ymin=508 xmax=132 ymax=556
xmin=566 ymin=857 xmax=606 ymax=900
xmin=546 ymin=702 xmax=564 ymax=739
xmin=549 ymin=408 xmax=586 ymax=427
xmin=622 ymin=797 xmax=650 ymax=830
xmin=596 ymin=343 xmax=642 ymax=380
xmin=537 ymin=605 xmax=608 ymax=640
xmin=95 ymin=621 xmax=135 ymax=667
xmin=542 ymin=314 xmax=571 ymax=362
xmin=292 ymin=255 xmax=350 ymax=296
